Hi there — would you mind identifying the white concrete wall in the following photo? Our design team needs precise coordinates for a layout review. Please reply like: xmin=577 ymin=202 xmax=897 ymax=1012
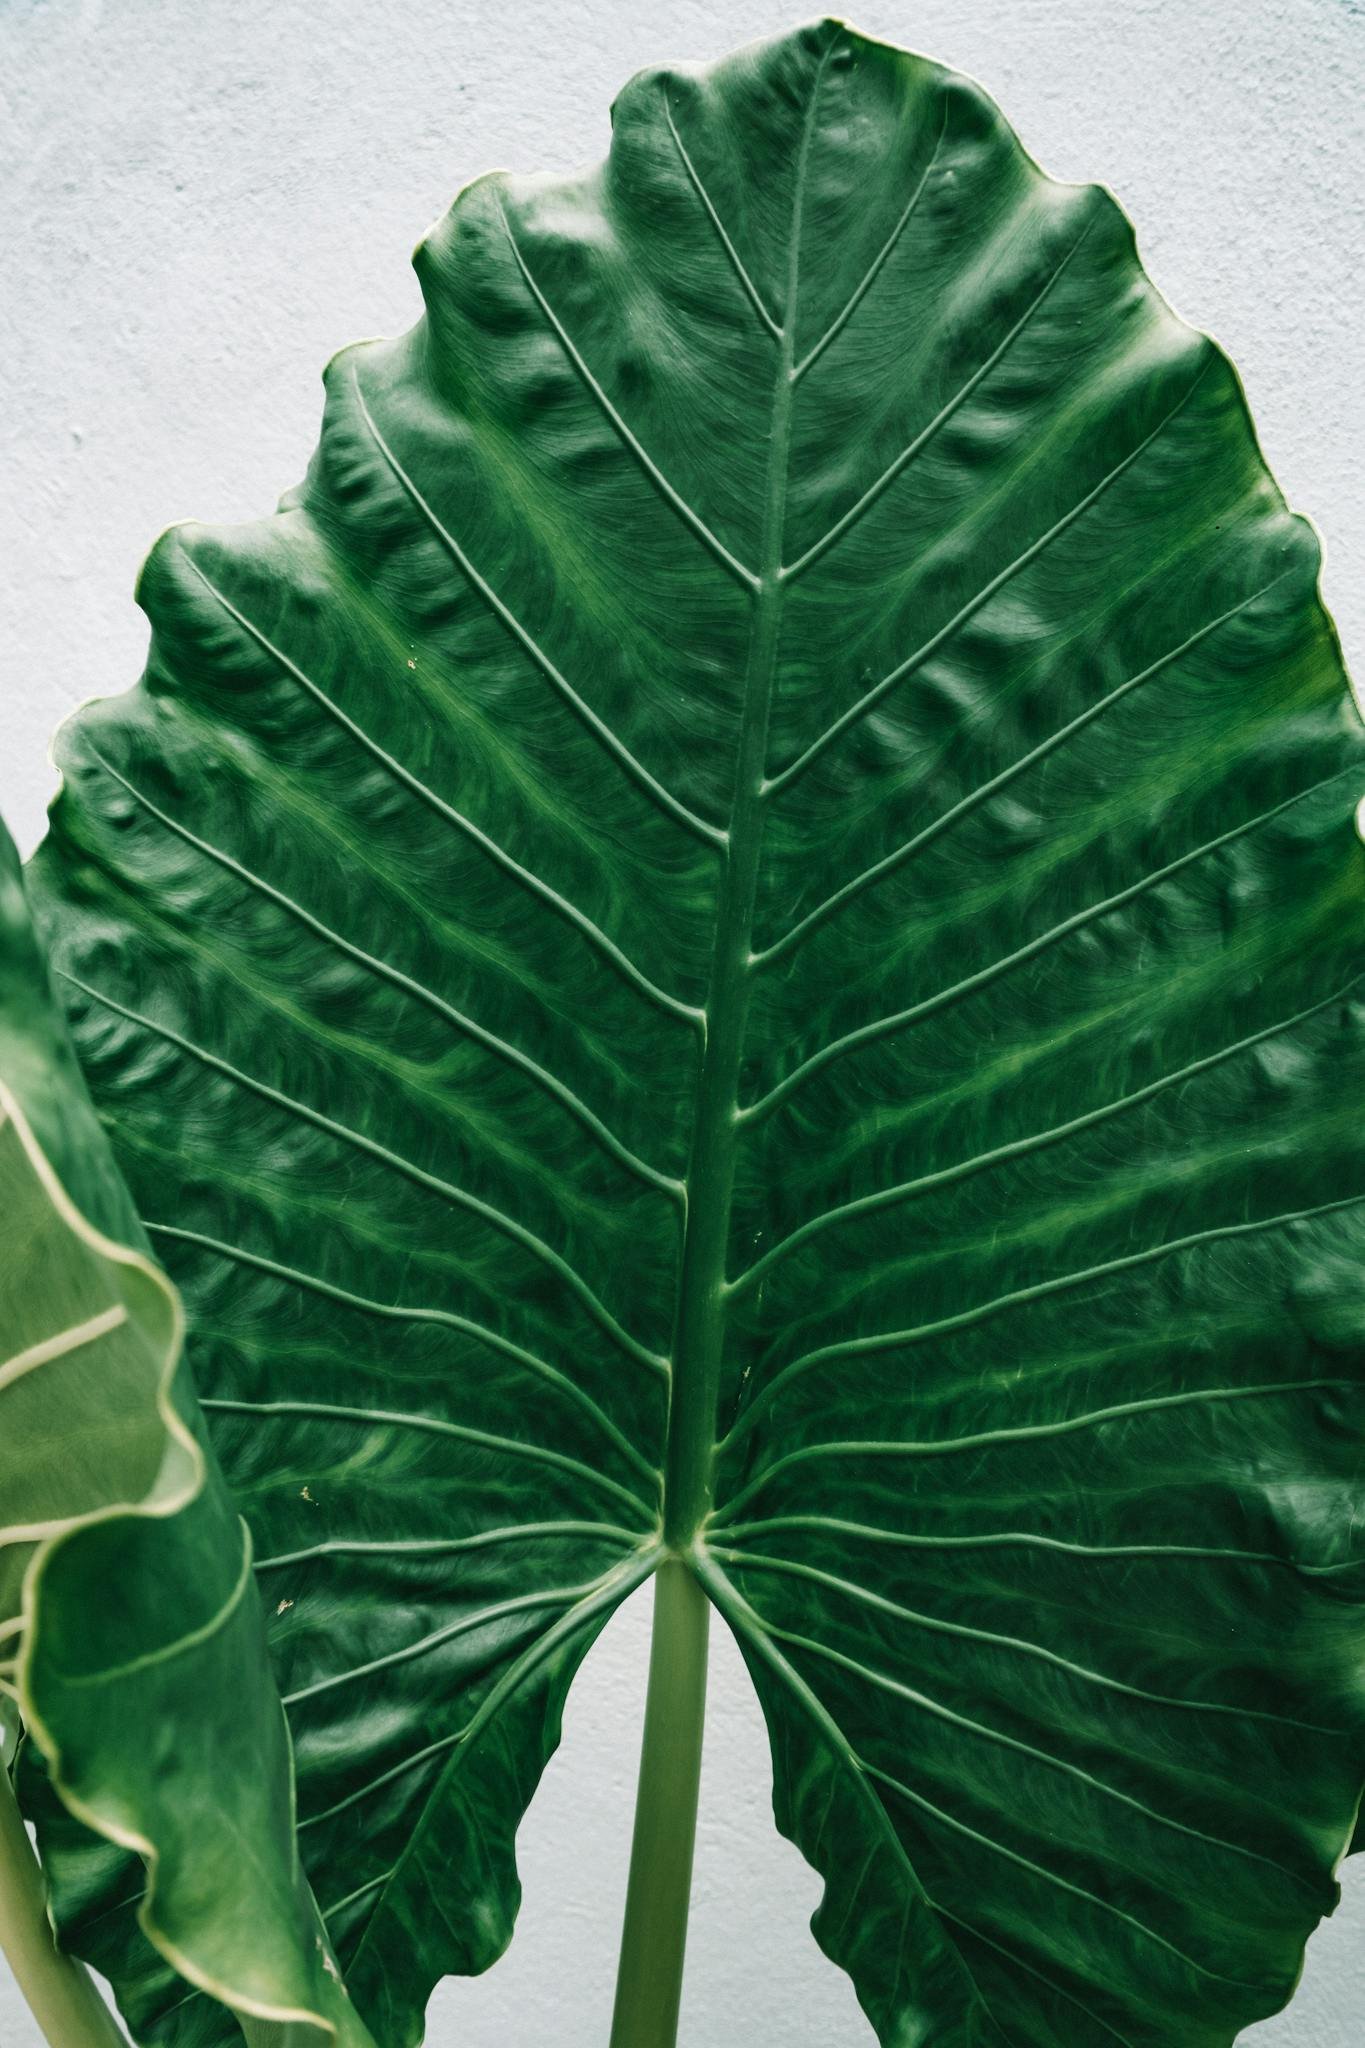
xmin=2 ymin=1 xmax=1363 ymax=2041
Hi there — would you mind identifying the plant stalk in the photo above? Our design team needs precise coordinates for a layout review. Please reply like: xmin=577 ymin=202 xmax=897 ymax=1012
xmin=607 ymin=1558 xmax=710 ymax=2048
xmin=0 ymin=1764 xmax=128 ymax=2048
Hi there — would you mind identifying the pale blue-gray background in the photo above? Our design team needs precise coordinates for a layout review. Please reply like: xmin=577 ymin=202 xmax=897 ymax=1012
xmin=2 ymin=0 xmax=1363 ymax=2041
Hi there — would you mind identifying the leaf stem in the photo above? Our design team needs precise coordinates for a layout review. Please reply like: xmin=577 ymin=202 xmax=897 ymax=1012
xmin=607 ymin=1559 xmax=710 ymax=2048
xmin=0 ymin=1765 xmax=128 ymax=2048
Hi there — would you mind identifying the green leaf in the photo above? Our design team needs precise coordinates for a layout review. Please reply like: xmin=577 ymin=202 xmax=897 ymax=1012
xmin=24 ymin=17 xmax=1365 ymax=2045
xmin=0 ymin=819 xmax=372 ymax=2048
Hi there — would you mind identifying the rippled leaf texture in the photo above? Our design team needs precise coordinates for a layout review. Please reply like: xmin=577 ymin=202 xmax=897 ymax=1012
xmin=25 ymin=18 xmax=1365 ymax=2047
xmin=0 ymin=820 xmax=372 ymax=2048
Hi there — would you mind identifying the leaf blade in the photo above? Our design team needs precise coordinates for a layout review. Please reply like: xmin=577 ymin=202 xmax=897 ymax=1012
xmin=25 ymin=19 xmax=1365 ymax=2047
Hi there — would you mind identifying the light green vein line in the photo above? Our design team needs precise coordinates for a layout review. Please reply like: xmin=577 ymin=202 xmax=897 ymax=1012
xmin=182 ymin=553 xmax=705 ymax=1024
xmin=782 ymin=210 xmax=1096 ymax=579
xmin=723 ymin=1378 xmax=1359 ymax=1519
xmin=863 ymin=1760 xmax=1271 ymax=1993
xmin=0 ymin=1303 xmax=126 ymax=1393
xmin=254 ymin=1521 xmax=637 ymax=1573
xmin=662 ymin=91 xmax=782 ymax=341
xmin=709 ymin=1558 xmax=1322 ymax=1893
xmin=142 ymin=1218 xmax=655 ymax=1476
xmin=496 ymin=200 xmax=760 ymax=594
xmin=352 ymin=373 xmax=733 ymax=852
xmin=740 ymin=1187 xmax=1365 ymax=1409
xmin=301 ymin=1739 xmax=467 ymax=1837
xmin=705 ymin=1547 xmax=1343 ymax=1737
xmin=139 ymin=1985 xmax=207 ymax=2032
xmin=296 ymin=1548 xmax=648 ymax=1832
xmin=931 ymin=1903 xmax=1141 ymax=2048
xmin=743 ymin=765 xmax=1358 ymax=1122
xmin=89 ymin=752 xmax=682 ymax=1203
xmin=693 ymin=1551 xmax=1019 ymax=2048
xmin=322 ymin=1869 xmax=394 ymax=1924
xmin=200 ymin=1395 xmax=654 ymax=1524
xmin=281 ymin=1582 xmax=592 ymax=1706
xmin=65 ymin=976 xmax=666 ymax=1377
xmin=729 ymin=973 xmax=1361 ymax=1296
xmin=341 ymin=1548 xmax=659 ymax=1959
xmin=755 ymin=575 xmax=1290 ymax=970
xmin=766 ymin=360 xmax=1211 ymax=790
xmin=792 ymin=96 xmax=949 ymax=383
xmin=711 ymin=1513 xmax=1310 ymax=1575
xmin=405 ymin=1548 xmax=658 ymax=1763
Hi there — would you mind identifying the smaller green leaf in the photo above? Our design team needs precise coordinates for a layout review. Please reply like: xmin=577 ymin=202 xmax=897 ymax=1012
xmin=0 ymin=819 xmax=372 ymax=2048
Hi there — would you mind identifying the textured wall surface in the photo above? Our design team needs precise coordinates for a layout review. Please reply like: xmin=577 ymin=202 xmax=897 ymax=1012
xmin=2 ymin=1 xmax=1364 ymax=2042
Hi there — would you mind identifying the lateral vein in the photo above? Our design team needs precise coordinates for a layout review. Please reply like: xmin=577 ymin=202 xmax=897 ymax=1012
xmin=783 ymin=209 xmax=1096 ymax=579
xmin=865 ymin=1761 xmax=1271 ymax=1992
xmin=497 ymin=200 xmax=761 ymax=592
xmin=792 ymin=97 xmax=949 ymax=384
xmin=729 ymin=973 xmax=1362 ymax=1293
xmin=281 ymin=1583 xmax=591 ymax=1705
xmin=767 ymin=360 xmax=1211 ymax=793
xmin=183 ymin=554 xmax=705 ymax=1020
xmin=710 ymin=1577 xmax=1320 ymax=1894
xmin=89 ymin=754 xmax=682 ymax=1202
xmin=351 ymin=377 xmax=730 ymax=848
xmin=255 ymin=1520 xmax=639 ymax=1573
xmin=695 ymin=1551 xmax=1021 ymax=2047
xmin=0 ymin=1303 xmax=128 ymax=1394
xmin=713 ymin=1546 xmax=1342 ymax=1739
xmin=662 ymin=91 xmax=783 ymax=341
xmin=756 ymin=575 xmax=1290 ymax=969
xmin=745 ymin=1189 xmax=1365 ymax=1402
xmin=201 ymin=1396 xmax=654 ymax=1523
xmin=67 ymin=977 xmax=666 ymax=1377
xmin=711 ymin=1512 xmax=1313 ymax=1576
xmin=744 ymin=765 xmax=1357 ymax=1121
xmin=338 ymin=1550 xmax=659 ymax=1955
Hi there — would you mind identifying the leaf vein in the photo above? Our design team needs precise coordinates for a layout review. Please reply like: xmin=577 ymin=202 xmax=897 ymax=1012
xmin=730 ymin=973 xmax=1362 ymax=1293
xmin=712 ymin=1513 xmax=1318 ymax=1576
xmin=739 ymin=1188 xmax=1365 ymax=1418
xmin=255 ymin=1520 xmax=638 ymax=1573
xmin=757 ymin=575 xmax=1291 ymax=969
xmin=712 ymin=1549 xmax=1340 ymax=1735
xmin=350 ymin=376 xmax=731 ymax=846
xmin=281 ymin=1583 xmax=592 ymax=1706
xmin=713 ymin=1553 xmax=1328 ymax=1890
xmin=766 ymin=360 xmax=1211 ymax=792
xmin=744 ymin=766 xmax=1356 ymax=1121
xmin=339 ymin=1552 xmax=658 ymax=1961
xmin=496 ymin=201 xmax=761 ymax=592
xmin=864 ymin=1760 xmax=1274 ymax=1992
xmin=661 ymin=91 xmax=783 ymax=340
xmin=90 ymin=753 xmax=683 ymax=1202
xmin=183 ymin=554 xmax=705 ymax=1019
xmin=201 ymin=1395 xmax=654 ymax=1523
xmin=696 ymin=1551 xmax=1021 ymax=2048
xmin=68 ymin=977 xmax=666 ymax=1377
xmin=782 ymin=209 xmax=1096 ymax=579
xmin=791 ymin=96 xmax=949 ymax=384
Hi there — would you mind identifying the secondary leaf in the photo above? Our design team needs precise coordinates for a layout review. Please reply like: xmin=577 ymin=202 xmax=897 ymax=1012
xmin=0 ymin=819 xmax=372 ymax=2048
xmin=25 ymin=18 xmax=1365 ymax=2046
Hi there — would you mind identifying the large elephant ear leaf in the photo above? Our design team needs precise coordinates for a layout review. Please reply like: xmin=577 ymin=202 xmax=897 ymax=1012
xmin=0 ymin=819 xmax=373 ymax=2048
xmin=23 ymin=16 xmax=1365 ymax=2048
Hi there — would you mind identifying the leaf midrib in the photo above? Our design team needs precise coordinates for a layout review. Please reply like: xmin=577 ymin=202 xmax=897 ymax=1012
xmin=661 ymin=44 xmax=831 ymax=1548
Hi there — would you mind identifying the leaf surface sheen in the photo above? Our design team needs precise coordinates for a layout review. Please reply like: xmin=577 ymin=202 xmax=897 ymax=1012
xmin=25 ymin=20 xmax=1365 ymax=2047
